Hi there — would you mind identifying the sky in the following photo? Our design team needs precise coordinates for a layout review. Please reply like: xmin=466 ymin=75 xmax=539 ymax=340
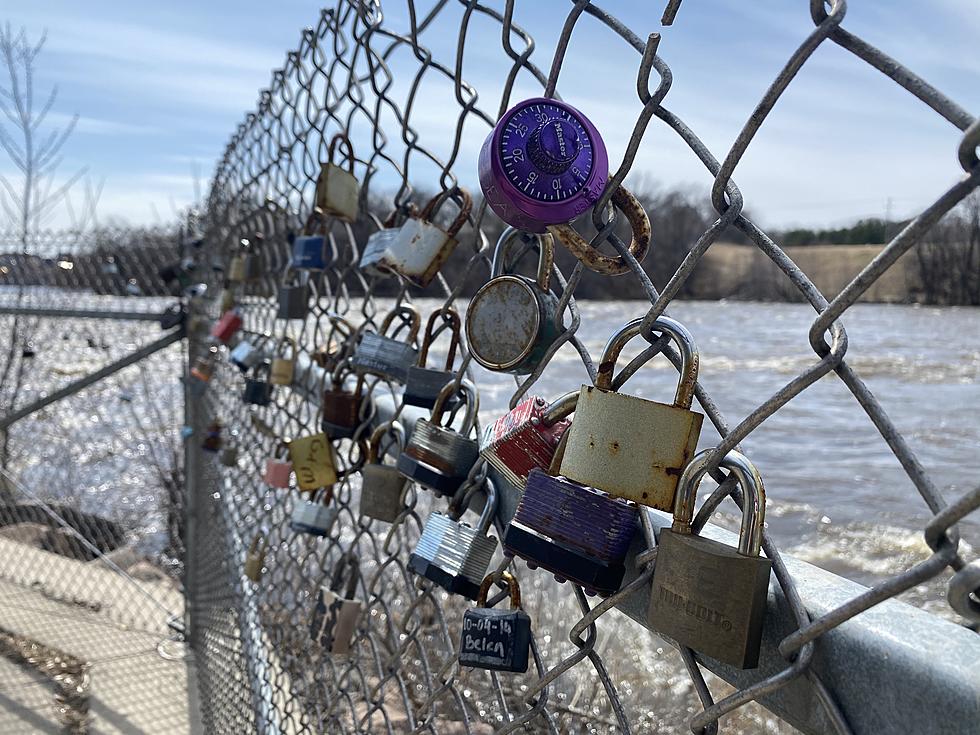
xmin=2 ymin=0 xmax=978 ymax=230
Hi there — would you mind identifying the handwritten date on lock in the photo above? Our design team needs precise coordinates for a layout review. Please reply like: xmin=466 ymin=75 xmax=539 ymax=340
xmin=458 ymin=610 xmax=531 ymax=672
xmin=289 ymin=433 xmax=337 ymax=491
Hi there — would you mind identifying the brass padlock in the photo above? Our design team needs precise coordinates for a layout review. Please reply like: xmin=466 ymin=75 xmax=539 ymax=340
xmin=466 ymin=228 xmax=562 ymax=375
xmin=403 ymin=307 xmax=461 ymax=409
xmin=648 ymin=449 xmax=771 ymax=669
xmin=310 ymin=553 xmax=363 ymax=655
xmin=270 ymin=336 xmax=297 ymax=386
xmin=227 ymin=253 xmax=246 ymax=283
xmin=244 ymin=533 xmax=268 ymax=582
xmin=289 ymin=432 xmax=338 ymax=492
xmin=558 ymin=316 xmax=703 ymax=510
xmin=359 ymin=422 xmax=409 ymax=523
xmin=317 ymin=133 xmax=360 ymax=223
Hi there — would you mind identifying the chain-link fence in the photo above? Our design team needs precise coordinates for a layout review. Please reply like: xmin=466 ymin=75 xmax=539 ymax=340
xmin=182 ymin=2 xmax=980 ymax=735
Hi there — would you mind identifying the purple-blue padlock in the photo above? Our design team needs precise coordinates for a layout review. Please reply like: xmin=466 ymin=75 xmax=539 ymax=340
xmin=479 ymin=97 xmax=609 ymax=233
xmin=291 ymin=234 xmax=326 ymax=270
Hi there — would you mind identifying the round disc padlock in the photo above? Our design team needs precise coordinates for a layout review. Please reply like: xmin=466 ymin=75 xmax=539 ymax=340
xmin=479 ymin=97 xmax=608 ymax=233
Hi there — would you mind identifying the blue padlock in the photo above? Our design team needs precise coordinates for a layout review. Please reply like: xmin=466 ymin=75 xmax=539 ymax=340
xmin=290 ymin=234 xmax=327 ymax=270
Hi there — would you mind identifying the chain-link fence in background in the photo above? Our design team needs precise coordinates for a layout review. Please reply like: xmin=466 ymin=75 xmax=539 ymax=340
xmin=1 ymin=1 xmax=979 ymax=734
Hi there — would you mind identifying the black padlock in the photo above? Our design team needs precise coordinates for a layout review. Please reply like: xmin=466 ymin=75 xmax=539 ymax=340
xmin=277 ymin=269 xmax=310 ymax=320
xmin=459 ymin=571 xmax=531 ymax=673
xmin=243 ymin=362 xmax=274 ymax=406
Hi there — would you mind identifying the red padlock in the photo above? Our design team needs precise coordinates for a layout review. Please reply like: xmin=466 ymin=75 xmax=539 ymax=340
xmin=479 ymin=392 xmax=576 ymax=489
xmin=211 ymin=309 xmax=243 ymax=344
xmin=263 ymin=444 xmax=293 ymax=488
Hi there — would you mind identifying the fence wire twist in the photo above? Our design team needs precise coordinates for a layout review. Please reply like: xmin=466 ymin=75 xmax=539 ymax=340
xmin=191 ymin=2 xmax=980 ymax=734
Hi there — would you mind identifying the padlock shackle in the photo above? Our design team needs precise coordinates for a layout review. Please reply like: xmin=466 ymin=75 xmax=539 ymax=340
xmin=381 ymin=200 xmax=419 ymax=229
xmin=417 ymin=307 xmax=461 ymax=371
xmin=368 ymin=421 xmax=405 ymax=464
xmin=327 ymin=133 xmax=356 ymax=175
xmin=431 ymin=378 xmax=479 ymax=436
xmin=595 ymin=315 xmax=699 ymax=409
xmin=275 ymin=335 xmax=297 ymax=360
xmin=476 ymin=570 xmax=522 ymax=610
xmin=491 ymin=227 xmax=554 ymax=293
xmin=475 ymin=477 xmax=498 ymax=534
xmin=328 ymin=356 xmax=366 ymax=395
xmin=539 ymin=391 xmax=578 ymax=427
xmin=328 ymin=552 xmax=361 ymax=600
xmin=418 ymin=186 xmax=473 ymax=237
xmin=671 ymin=449 xmax=766 ymax=558
xmin=281 ymin=266 xmax=310 ymax=287
xmin=379 ymin=304 xmax=421 ymax=343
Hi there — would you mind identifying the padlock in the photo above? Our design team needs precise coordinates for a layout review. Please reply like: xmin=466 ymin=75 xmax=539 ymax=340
xmin=228 ymin=253 xmax=247 ymax=282
xmin=290 ymin=231 xmax=327 ymax=270
xmin=244 ymin=533 xmax=268 ymax=582
xmin=408 ymin=479 xmax=498 ymax=600
xmin=479 ymin=392 xmax=576 ymax=489
xmin=311 ymin=313 xmax=355 ymax=374
xmin=479 ymin=97 xmax=609 ymax=232
xmin=243 ymin=234 xmax=265 ymax=280
xmin=270 ymin=336 xmax=297 ymax=386
xmin=397 ymin=380 xmax=479 ymax=497
xmin=359 ymin=423 xmax=409 ymax=523
xmin=219 ymin=287 xmax=236 ymax=313
xmin=403 ymin=307 xmax=462 ymax=409
xmin=459 ymin=571 xmax=531 ymax=673
xmin=263 ymin=444 xmax=293 ymax=488
xmin=315 ymin=133 xmax=360 ymax=223
xmin=350 ymin=305 xmax=420 ymax=383
xmin=230 ymin=339 xmax=262 ymax=372
xmin=503 ymin=468 xmax=637 ymax=596
xmin=211 ymin=309 xmax=243 ymax=344
xmin=369 ymin=188 xmax=472 ymax=287
xmin=558 ymin=316 xmax=704 ymax=511
xmin=358 ymin=204 xmax=416 ymax=277
xmin=290 ymin=490 xmax=338 ymax=537
xmin=466 ymin=228 xmax=562 ymax=375
xmin=219 ymin=444 xmax=239 ymax=467
xmin=648 ymin=449 xmax=771 ymax=669
xmin=310 ymin=554 xmax=363 ymax=655
xmin=201 ymin=420 xmax=222 ymax=452
xmin=289 ymin=432 xmax=338 ymax=491
xmin=190 ymin=345 xmax=219 ymax=382
xmin=321 ymin=360 xmax=368 ymax=439
xmin=277 ymin=270 xmax=310 ymax=320
xmin=242 ymin=362 xmax=274 ymax=406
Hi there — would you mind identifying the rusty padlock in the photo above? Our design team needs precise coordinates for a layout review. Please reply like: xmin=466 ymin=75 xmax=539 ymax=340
xmin=466 ymin=228 xmax=562 ymax=375
xmin=310 ymin=554 xmax=363 ymax=655
xmin=403 ymin=307 xmax=462 ymax=409
xmin=648 ymin=449 xmax=771 ymax=669
xmin=372 ymin=188 xmax=472 ymax=287
xmin=358 ymin=204 xmax=416 ymax=278
xmin=558 ymin=316 xmax=703 ymax=511
xmin=321 ymin=359 xmax=368 ymax=439
xmin=359 ymin=422 xmax=409 ymax=523
xmin=350 ymin=305 xmax=420 ymax=383
xmin=270 ymin=336 xmax=297 ymax=386
xmin=244 ymin=533 xmax=268 ymax=582
xmin=316 ymin=133 xmax=360 ymax=223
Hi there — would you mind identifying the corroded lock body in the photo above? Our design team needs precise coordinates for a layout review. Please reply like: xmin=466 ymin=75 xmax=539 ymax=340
xmin=317 ymin=134 xmax=360 ymax=223
xmin=459 ymin=572 xmax=531 ymax=673
xmin=310 ymin=555 xmax=363 ymax=655
xmin=374 ymin=188 xmax=472 ymax=287
xmin=359 ymin=423 xmax=409 ymax=523
xmin=230 ymin=339 xmax=262 ymax=372
xmin=479 ymin=97 xmax=608 ymax=233
xmin=559 ymin=316 xmax=703 ymax=511
xmin=358 ymin=205 xmax=415 ymax=278
xmin=403 ymin=307 xmax=461 ymax=409
xmin=242 ymin=362 xmax=273 ymax=406
xmin=408 ymin=480 xmax=498 ymax=600
xmin=277 ymin=270 xmax=310 ymax=320
xmin=289 ymin=433 xmax=338 ymax=491
xmin=350 ymin=305 xmax=420 ymax=383
xmin=211 ymin=309 xmax=243 ymax=344
xmin=397 ymin=380 xmax=479 ymax=496
xmin=322 ymin=361 xmax=368 ymax=439
xmin=648 ymin=450 xmax=771 ymax=669
xmin=466 ymin=228 xmax=562 ymax=375
xmin=270 ymin=337 xmax=297 ymax=385
xmin=504 ymin=469 xmax=637 ymax=596
xmin=290 ymin=493 xmax=338 ymax=537
xmin=263 ymin=445 xmax=292 ymax=488
xmin=480 ymin=392 xmax=575 ymax=489
xmin=244 ymin=534 xmax=268 ymax=582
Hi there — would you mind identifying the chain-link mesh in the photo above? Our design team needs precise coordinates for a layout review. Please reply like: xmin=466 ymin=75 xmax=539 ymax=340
xmin=180 ymin=2 xmax=980 ymax=734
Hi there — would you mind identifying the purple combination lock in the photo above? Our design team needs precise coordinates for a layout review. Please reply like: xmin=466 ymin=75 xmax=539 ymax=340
xmin=479 ymin=97 xmax=609 ymax=233
xmin=503 ymin=469 xmax=637 ymax=596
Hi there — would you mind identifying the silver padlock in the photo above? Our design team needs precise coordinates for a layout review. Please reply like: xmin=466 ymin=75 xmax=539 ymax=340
xmin=403 ymin=307 xmax=462 ymax=409
xmin=229 ymin=339 xmax=263 ymax=372
xmin=310 ymin=554 xmax=363 ymax=655
xmin=397 ymin=380 xmax=479 ymax=496
xmin=317 ymin=133 xmax=360 ymax=223
xmin=359 ymin=204 xmax=418 ymax=278
xmin=350 ymin=305 xmax=420 ymax=383
xmin=369 ymin=188 xmax=472 ymax=287
xmin=408 ymin=479 xmax=499 ymax=600
xmin=359 ymin=422 xmax=409 ymax=523
xmin=277 ymin=269 xmax=310 ymax=320
xmin=290 ymin=490 xmax=339 ymax=537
